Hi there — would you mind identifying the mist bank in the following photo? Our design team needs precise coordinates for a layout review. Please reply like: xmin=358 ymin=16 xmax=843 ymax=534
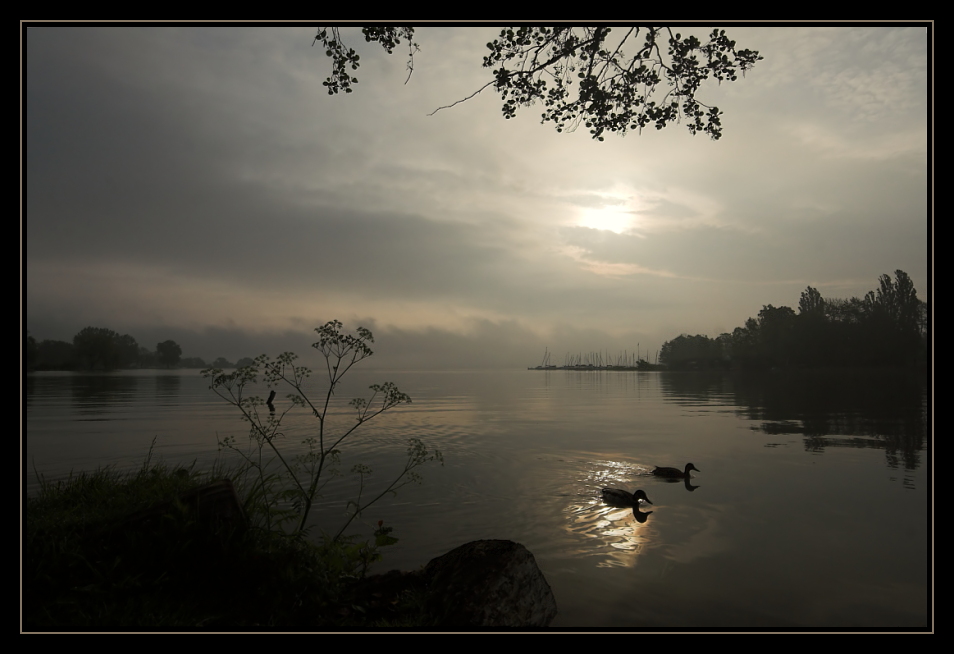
xmin=25 ymin=316 xmax=672 ymax=372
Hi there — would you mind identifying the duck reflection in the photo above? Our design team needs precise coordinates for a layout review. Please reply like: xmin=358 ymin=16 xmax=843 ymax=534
xmin=682 ymin=476 xmax=700 ymax=492
xmin=632 ymin=504 xmax=653 ymax=524
xmin=654 ymin=476 xmax=700 ymax=491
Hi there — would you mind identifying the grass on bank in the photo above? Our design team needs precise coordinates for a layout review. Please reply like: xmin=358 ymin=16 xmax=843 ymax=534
xmin=24 ymin=451 xmax=430 ymax=628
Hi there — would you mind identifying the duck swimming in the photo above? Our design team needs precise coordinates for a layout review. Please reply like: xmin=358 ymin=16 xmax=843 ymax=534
xmin=652 ymin=463 xmax=699 ymax=479
xmin=601 ymin=488 xmax=653 ymax=507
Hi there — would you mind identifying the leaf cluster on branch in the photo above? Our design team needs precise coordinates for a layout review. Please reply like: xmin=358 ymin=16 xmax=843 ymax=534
xmin=313 ymin=26 xmax=762 ymax=141
xmin=313 ymin=27 xmax=419 ymax=94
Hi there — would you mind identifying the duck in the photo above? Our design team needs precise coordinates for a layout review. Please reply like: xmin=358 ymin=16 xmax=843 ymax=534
xmin=601 ymin=488 xmax=653 ymax=507
xmin=652 ymin=463 xmax=699 ymax=479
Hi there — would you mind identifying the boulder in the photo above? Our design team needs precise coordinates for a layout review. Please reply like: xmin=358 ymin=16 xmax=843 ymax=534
xmin=345 ymin=539 xmax=557 ymax=628
xmin=423 ymin=539 xmax=558 ymax=627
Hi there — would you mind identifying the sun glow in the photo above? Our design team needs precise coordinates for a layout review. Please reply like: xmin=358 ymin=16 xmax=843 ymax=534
xmin=577 ymin=206 xmax=636 ymax=234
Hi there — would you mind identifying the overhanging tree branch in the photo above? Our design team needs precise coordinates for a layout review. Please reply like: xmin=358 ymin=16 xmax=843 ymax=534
xmin=313 ymin=26 xmax=762 ymax=141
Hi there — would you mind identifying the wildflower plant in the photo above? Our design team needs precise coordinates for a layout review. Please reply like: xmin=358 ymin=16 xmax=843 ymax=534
xmin=203 ymin=321 xmax=441 ymax=539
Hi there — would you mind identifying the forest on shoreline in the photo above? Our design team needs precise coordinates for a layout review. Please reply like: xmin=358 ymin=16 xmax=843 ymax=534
xmin=24 ymin=328 xmax=253 ymax=372
xmin=659 ymin=270 xmax=928 ymax=371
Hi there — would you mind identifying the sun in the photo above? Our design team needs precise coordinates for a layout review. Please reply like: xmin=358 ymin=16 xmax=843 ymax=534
xmin=577 ymin=206 xmax=635 ymax=234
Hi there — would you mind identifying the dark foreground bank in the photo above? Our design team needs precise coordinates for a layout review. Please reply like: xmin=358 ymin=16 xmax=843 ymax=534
xmin=24 ymin=461 xmax=556 ymax=630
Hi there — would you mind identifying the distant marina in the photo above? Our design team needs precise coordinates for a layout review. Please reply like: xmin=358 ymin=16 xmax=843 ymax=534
xmin=528 ymin=347 xmax=665 ymax=371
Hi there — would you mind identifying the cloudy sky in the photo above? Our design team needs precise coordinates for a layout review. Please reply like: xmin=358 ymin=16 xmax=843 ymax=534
xmin=24 ymin=25 xmax=930 ymax=369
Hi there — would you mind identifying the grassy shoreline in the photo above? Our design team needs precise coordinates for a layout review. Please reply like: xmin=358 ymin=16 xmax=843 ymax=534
xmin=24 ymin=455 xmax=428 ymax=629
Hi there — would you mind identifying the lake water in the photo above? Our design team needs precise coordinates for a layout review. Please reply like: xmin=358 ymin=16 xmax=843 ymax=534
xmin=24 ymin=367 xmax=930 ymax=629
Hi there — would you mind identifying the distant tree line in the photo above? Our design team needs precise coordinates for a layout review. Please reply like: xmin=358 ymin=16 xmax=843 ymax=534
xmin=24 ymin=327 xmax=256 ymax=371
xmin=659 ymin=270 xmax=928 ymax=371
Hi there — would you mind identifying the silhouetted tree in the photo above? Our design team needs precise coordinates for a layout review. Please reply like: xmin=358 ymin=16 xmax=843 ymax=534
xmin=35 ymin=340 xmax=77 ymax=370
xmin=156 ymin=340 xmax=182 ymax=368
xmin=726 ymin=318 xmax=762 ymax=369
xmin=315 ymin=27 xmax=762 ymax=141
xmin=794 ymin=286 xmax=828 ymax=366
xmin=826 ymin=296 xmax=866 ymax=324
xmin=755 ymin=305 xmax=797 ymax=367
xmin=798 ymin=286 xmax=825 ymax=317
xmin=138 ymin=346 xmax=157 ymax=368
xmin=878 ymin=271 xmax=921 ymax=335
xmin=866 ymin=270 xmax=924 ymax=366
xmin=660 ymin=333 xmax=725 ymax=369
xmin=727 ymin=325 xmax=755 ymax=367
xmin=71 ymin=327 xmax=141 ymax=369
xmin=115 ymin=334 xmax=140 ymax=368
xmin=73 ymin=327 xmax=119 ymax=370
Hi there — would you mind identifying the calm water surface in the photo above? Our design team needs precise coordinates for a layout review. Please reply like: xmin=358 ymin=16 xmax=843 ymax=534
xmin=25 ymin=368 xmax=930 ymax=629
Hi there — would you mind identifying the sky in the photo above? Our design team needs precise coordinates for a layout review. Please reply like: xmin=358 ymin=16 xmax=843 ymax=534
xmin=24 ymin=24 xmax=931 ymax=369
